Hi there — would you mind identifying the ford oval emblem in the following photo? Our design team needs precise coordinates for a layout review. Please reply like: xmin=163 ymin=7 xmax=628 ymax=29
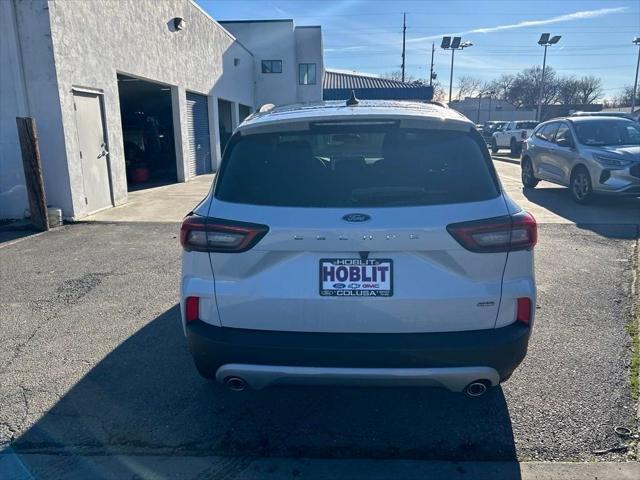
xmin=342 ymin=213 xmax=371 ymax=223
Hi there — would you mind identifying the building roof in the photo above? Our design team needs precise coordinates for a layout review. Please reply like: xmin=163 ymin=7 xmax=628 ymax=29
xmin=239 ymin=100 xmax=470 ymax=132
xmin=323 ymin=70 xmax=433 ymax=101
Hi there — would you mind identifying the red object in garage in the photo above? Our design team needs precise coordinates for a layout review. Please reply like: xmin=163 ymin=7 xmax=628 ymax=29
xmin=130 ymin=167 xmax=150 ymax=183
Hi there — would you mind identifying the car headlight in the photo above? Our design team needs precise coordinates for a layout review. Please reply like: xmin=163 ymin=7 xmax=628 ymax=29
xmin=593 ymin=155 xmax=632 ymax=168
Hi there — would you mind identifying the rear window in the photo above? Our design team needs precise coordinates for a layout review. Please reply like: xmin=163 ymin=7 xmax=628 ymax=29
xmin=516 ymin=122 xmax=538 ymax=129
xmin=215 ymin=124 xmax=499 ymax=208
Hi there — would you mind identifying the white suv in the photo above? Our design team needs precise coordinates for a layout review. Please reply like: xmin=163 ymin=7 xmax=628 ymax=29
xmin=180 ymin=99 xmax=537 ymax=397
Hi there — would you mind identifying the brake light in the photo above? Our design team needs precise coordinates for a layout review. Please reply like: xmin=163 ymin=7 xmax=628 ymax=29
xmin=180 ymin=216 xmax=268 ymax=253
xmin=516 ymin=297 xmax=532 ymax=325
xmin=185 ymin=296 xmax=199 ymax=323
xmin=447 ymin=211 xmax=537 ymax=253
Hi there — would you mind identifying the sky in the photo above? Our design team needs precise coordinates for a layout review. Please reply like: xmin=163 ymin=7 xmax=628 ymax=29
xmin=200 ymin=0 xmax=640 ymax=99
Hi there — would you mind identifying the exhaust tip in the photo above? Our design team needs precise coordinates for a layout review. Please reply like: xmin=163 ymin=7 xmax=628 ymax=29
xmin=465 ymin=381 xmax=489 ymax=397
xmin=224 ymin=376 xmax=247 ymax=392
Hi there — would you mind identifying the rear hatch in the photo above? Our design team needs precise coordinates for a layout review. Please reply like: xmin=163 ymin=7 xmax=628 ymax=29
xmin=203 ymin=119 xmax=512 ymax=333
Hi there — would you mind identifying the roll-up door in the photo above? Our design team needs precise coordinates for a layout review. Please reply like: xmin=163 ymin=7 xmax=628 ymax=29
xmin=186 ymin=92 xmax=211 ymax=175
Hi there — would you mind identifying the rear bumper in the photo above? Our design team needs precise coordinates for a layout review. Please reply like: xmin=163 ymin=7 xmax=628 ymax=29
xmin=186 ymin=321 xmax=532 ymax=389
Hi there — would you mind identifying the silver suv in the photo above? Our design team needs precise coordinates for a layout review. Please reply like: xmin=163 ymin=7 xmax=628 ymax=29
xmin=521 ymin=116 xmax=640 ymax=202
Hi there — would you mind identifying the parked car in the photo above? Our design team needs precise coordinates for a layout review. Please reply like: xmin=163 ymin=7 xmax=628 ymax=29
xmin=570 ymin=111 xmax=637 ymax=121
xmin=180 ymin=99 xmax=537 ymax=397
xmin=491 ymin=120 xmax=539 ymax=156
xmin=521 ymin=116 xmax=640 ymax=203
xmin=483 ymin=121 xmax=507 ymax=143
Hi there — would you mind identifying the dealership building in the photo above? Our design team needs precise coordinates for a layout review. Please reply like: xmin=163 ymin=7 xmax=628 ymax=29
xmin=1 ymin=0 xmax=323 ymax=220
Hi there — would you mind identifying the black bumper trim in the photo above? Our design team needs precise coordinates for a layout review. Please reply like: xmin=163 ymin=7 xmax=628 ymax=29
xmin=186 ymin=321 xmax=531 ymax=380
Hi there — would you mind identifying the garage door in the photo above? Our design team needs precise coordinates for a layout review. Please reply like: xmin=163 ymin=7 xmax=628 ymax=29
xmin=186 ymin=92 xmax=211 ymax=176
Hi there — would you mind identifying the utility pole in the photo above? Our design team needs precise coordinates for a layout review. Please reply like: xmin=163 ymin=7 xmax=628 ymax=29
xmin=401 ymin=12 xmax=406 ymax=82
xmin=631 ymin=37 xmax=640 ymax=112
xmin=429 ymin=43 xmax=435 ymax=87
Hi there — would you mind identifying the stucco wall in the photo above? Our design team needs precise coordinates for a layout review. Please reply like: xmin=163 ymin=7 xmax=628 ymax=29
xmin=294 ymin=27 xmax=324 ymax=103
xmin=221 ymin=21 xmax=298 ymax=108
xmin=1 ymin=0 xmax=70 ymax=218
xmin=35 ymin=0 xmax=253 ymax=218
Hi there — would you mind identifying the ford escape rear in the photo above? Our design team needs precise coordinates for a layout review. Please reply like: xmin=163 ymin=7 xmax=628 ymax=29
xmin=180 ymin=100 xmax=537 ymax=396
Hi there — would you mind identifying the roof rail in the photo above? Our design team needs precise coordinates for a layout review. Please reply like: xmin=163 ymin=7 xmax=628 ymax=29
xmin=429 ymin=101 xmax=448 ymax=108
xmin=259 ymin=103 xmax=275 ymax=113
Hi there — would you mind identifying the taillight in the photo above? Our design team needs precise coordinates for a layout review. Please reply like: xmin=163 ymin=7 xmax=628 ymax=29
xmin=447 ymin=211 xmax=537 ymax=253
xmin=516 ymin=297 xmax=532 ymax=325
xmin=180 ymin=216 xmax=268 ymax=253
xmin=185 ymin=296 xmax=199 ymax=323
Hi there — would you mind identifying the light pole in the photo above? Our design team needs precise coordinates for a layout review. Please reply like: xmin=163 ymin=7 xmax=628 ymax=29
xmin=536 ymin=33 xmax=561 ymax=122
xmin=631 ymin=37 xmax=640 ymax=113
xmin=477 ymin=90 xmax=495 ymax=123
xmin=441 ymin=36 xmax=473 ymax=103
xmin=487 ymin=91 xmax=495 ymax=122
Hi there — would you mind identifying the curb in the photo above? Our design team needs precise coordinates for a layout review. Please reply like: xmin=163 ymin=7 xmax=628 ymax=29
xmin=491 ymin=155 xmax=521 ymax=165
xmin=2 ymin=454 xmax=640 ymax=480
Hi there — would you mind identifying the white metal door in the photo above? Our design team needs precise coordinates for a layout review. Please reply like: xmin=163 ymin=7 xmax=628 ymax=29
xmin=73 ymin=91 xmax=111 ymax=213
xmin=186 ymin=92 xmax=211 ymax=176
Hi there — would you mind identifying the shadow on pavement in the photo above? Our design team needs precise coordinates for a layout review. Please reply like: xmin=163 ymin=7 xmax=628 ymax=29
xmin=522 ymin=187 xmax=640 ymax=239
xmin=8 ymin=305 xmax=521 ymax=478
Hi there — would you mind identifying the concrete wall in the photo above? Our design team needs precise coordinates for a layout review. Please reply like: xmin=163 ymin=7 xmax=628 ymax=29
xmin=1 ymin=0 xmax=69 ymax=219
xmin=221 ymin=20 xmax=298 ymax=108
xmin=294 ymin=26 xmax=324 ymax=103
xmin=221 ymin=20 xmax=325 ymax=108
xmin=48 ymin=0 xmax=254 ymax=218
xmin=3 ymin=0 xmax=254 ymax=220
xmin=450 ymin=97 xmax=536 ymax=123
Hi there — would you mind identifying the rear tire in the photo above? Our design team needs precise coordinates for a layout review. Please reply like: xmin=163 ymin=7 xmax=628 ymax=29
xmin=570 ymin=166 xmax=593 ymax=203
xmin=521 ymin=158 xmax=539 ymax=188
xmin=491 ymin=139 xmax=499 ymax=154
xmin=510 ymin=138 xmax=521 ymax=157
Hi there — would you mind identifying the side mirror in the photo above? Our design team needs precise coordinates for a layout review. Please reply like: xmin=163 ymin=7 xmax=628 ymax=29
xmin=556 ymin=137 xmax=573 ymax=148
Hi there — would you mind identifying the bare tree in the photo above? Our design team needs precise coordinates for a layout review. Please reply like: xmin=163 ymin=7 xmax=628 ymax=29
xmin=455 ymin=75 xmax=483 ymax=100
xmin=431 ymin=79 xmax=446 ymax=102
xmin=557 ymin=77 xmax=581 ymax=105
xmin=611 ymin=86 xmax=640 ymax=108
xmin=382 ymin=71 xmax=418 ymax=83
xmin=575 ymin=76 xmax=603 ymax=104
xmin=488 ymin=74 xmax=515 ymax=101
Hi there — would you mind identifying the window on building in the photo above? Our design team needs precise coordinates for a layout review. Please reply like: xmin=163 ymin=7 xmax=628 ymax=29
xmin=298 ymin=63 xmax=317 ymax=85
xmin=261 ymin=60 xmax=282 ymax=74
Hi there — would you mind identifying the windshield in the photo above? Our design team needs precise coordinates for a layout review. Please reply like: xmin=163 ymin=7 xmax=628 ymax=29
xmin=215 ymin=125 xmax=499 ymax=207
xmin=573 ymin=120 xmax=640 ymax=146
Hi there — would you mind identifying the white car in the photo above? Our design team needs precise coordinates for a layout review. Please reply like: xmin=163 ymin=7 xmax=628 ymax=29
xmin=491 ymin=121 xmax=539 ymax=156
xmin=180 ymin=99 xmax=537 ymax=397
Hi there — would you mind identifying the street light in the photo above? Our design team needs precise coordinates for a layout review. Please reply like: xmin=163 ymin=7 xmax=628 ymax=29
xmin=631 ymin=37 xmax=640 ymax=113
xmin=441 ymin=36 xmax=473 ymax=103
xmin=477 ymin=90 xmax=495 ymax=123
xmin=536 ymin=33 xmax=561 ymax=121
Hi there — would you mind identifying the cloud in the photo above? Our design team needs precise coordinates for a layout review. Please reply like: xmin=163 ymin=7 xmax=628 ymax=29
xmin=325 ymin=45 xmax=368 ymax=52
xmin=407 ymin=6 xmax=629 ymax=43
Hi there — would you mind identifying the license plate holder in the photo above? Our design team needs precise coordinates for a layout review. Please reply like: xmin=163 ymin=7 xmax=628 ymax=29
xmin=319 ymin=258 xmax=393 ymax=297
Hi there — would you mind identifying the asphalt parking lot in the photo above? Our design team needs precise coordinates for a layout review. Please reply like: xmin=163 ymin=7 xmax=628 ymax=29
xmin=1 ymin=160 xmax=639 ymax=477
